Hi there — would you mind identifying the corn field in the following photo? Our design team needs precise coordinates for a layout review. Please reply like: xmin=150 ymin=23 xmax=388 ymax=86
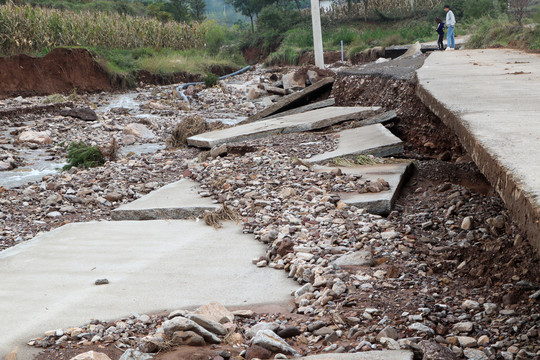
xmin=320 ymin=0 xmax=440 ymax=21
xmin=0 ymin=2 xmax=206 ymax=55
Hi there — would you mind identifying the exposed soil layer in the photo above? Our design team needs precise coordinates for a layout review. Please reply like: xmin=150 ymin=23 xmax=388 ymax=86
xmin=297 ymin=50 xmax=343 ymax=66
xmin=135 ymin=70 xmax=202 ymax=86
xmin=0 ymin=48 xmax=115 ymax=99
xmin=332 ymin=74 xmax=464 ymax=160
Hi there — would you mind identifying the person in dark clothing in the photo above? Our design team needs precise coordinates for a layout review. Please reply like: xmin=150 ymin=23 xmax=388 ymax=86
xmin=435 ymin=17 xmax=445 ymax=50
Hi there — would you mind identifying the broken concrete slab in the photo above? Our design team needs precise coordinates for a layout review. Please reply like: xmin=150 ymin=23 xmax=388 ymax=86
xmin=187 ymin=106 xmax=381 ymax=149
xmin=300 ymin=350 xmax=414 ymax=360
xmin=241 ymin=77 xmax=334 ymax=124
xmin=0 ymin=220 xmax=297 ymax=358
xmin=265 ymin=98 xmax=336 ymax=120
xmin=306 ymin=124 xmax=403 ymax=164
xmin=111 ymin=178 xmax=218 ymax=221
xmin=314 ymin=162 xmax=412 ymax=215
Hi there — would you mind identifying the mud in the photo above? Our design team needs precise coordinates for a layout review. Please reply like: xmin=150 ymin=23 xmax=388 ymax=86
xmin=0 ymin=48 xmax=115 ymax=99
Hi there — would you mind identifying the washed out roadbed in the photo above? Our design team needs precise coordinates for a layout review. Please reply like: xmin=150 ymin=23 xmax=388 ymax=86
xmin=1 ymin=59 xmax=539 ymax=360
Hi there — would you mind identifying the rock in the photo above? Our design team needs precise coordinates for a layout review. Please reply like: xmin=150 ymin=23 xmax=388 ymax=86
xmin=245 ymin=344 xmax=273 ymax=360
xmin=17 ymin=130 xmax=52 ymax=145
xmin=210 ymin=144 xmax=228 ymax=158
xmin=282 ymin=71 xmax=306 ymax=90
xmin=70 ymin=351 xmax=111 ymax=360
xmin=123 ymin=123 xmax=155 ymax=139
xmin=483 ymin=303 xmax=498 ymax=314
xmin=477 ymin=335 xmax=489 ymax=346
xmin=105 ymin=192 xmax=123 ymax=202
xmin=252 ymin=330 xmax=298 ymax=355
xmin=122 ymin=135 xmax=137 ymax=145
xmin=307 ymin=70 xmax=322 ymax=84
xmin=452 ymin=322 xmax=473 ymax=333
xmin=463 ymin=348 xmax=488 ymax=360
xmin=457 ymin=336 xmax=477 ymax=348
xmin=194 ymin=302 xmax=234 ymax=324
xmin=60 ymin=108 xmax=98 ymax=121
xmin=277 ymin=326 xmax=301 ymax=339
xmin=408 ymin=323 xmax=434 ymax=334
xmin=171 ymin=330 xmax=206 ymax=346
xmin=313 ymin=327 xmax=334 ymax=336
xmin=247 ymin=87 xmax=261 ymax=100
xmin=279 ymin=187 xmax=297 ymax=198
xmin=307 ymin=320 xmax=327 ymax=332
xmin=4 ymin=348 xmax=17 ymax=360
xmin=246 ymin=322 xmax=280 ymax=339
xmin=188 ymin=314 xmax=227 ymax=336
xmin=379 ymin=337 xmax=400 ymax=350
xmin=161 ymin=316 xmax=221 ymax=344
xmin=94 ymin=278 xmax=109 ymax=285
xmin=119 ymin=349 xmax=153 ymax=360
xmin=461 ymin=216 xmax=474 ymax=230
xmin=461 ymin=300 xmax=480 ymax=311
xmin=376 ymin=326 xmax=398 ymax=341
xmin=419 ymin=340 xmax=457 ymax=360
xmin=333 ymin=250 xmax=375 ymax=267
xmin=232 ymin=309 xmax=254 ymax=318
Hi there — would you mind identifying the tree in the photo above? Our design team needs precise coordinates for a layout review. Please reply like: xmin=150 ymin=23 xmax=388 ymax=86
xmin=163 ymin=0 xmax=191 ymax=22
xmin=189 ymin=0 xmax=206 ymax=21
xmin=225 ymin=0 xmax=275 ymax=32
xmin=509 ymin=0 xmax=531 ymax=25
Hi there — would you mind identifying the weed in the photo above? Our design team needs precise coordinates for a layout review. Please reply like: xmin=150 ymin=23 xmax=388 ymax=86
xmin=63 ymin=141 xmax=105 ymax=170
xmin=42 ymin=94 xmax=66 ymax=104
xmin=167 ymin=115 xmax=207 ymax=148
xmin=204 ymin=73 xmax=219 ymax=87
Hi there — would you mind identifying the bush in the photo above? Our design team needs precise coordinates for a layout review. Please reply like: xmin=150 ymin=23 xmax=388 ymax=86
xmin=204 ymin=73 xmax=219 ymax=87
xmin=63 ymin=142 xmax=105 ymax=170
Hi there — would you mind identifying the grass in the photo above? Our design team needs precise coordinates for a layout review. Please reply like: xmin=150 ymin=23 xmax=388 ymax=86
xmin=465 ymin=14 xmax=540 ymax=50
xmin=265 ymin=19 xmax=438 ymax=65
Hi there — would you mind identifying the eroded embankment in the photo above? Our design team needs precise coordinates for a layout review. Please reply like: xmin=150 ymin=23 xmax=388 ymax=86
xmin=0 ymin=48 xmax=239 ymax=98
xmin=0 ymin=48 xmax=115 ymax=98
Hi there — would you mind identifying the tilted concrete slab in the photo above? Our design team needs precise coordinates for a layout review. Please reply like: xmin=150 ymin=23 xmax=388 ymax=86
xmin=300 ymin=350 xmax=413 ymax=360
xmin=265 ymin=98 xmax=336 ymax=119
xmin=315 ymin=162 xmax=412 ymax=215
xmin=416 ymin=49 xmax=540 ymax=255
xmin=187 ymin=106 xmax=381 ymax=148
xmin=111 ymin=178 xmax=218 ymax=220
xmin=241 ymin=77 xmax=334 ymax=124
xmin=0 ymin=220 xmax=298 ymax=358
xmin=306 ymin=124 xmax=403 ymax=164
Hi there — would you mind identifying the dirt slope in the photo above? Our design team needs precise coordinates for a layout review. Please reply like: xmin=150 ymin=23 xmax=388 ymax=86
xmin=0 ymin=48 xmax=114 ymax=99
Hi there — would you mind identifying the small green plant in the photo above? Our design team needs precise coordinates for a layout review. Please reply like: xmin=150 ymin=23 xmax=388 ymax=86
xmin=204 ymin=73 xmax=219 ymax=87
xmin=63 ymin=141 xmax=105 ymax=170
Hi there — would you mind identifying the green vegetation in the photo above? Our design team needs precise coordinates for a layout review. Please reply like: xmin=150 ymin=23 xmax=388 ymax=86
xmin=466 ymin=14 xmax=540 ymax=50
xmin=63 ymin=142 xmax=105 ymax=170
xmin=0 ymin=2 xmax=205 ymax=56
xmin=204 ymin=73 xmax=220 ymax=87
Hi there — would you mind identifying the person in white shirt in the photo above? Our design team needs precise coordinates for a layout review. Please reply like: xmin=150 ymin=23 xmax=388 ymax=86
xmin=444 ymin=5 xmax=456 ymax=50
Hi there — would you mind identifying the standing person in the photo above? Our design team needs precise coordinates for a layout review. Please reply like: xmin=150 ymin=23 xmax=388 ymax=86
xmin=444 ymin=5 xmax=456 ymax=50
xmin=435 ymin=17 xmax=445 ymax=50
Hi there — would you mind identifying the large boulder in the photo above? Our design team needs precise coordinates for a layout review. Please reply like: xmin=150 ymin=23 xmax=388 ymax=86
xmin=60 ymin=108 xmax=98 ymax=121
xmin=123 ymin=123 xmax=155 ymax=139
xmin=282 ymin=71 xmax=307 ymax=90
xmin=17 ymin=130 xmax=52 ymax=145
xmin=193 ymin=302 xmax=234 ymax=324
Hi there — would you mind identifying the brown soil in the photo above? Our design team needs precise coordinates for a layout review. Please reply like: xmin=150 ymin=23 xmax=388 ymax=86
xmin=243 ymin=46 xmax=268 ymax=65
xmin=0 ymin=48 xmax=115 ymax=99
xmin=34 ymin=344 xmax=124 ymax=360
xmin=332 ymin=74 xmax=464 ymax=160
xmin=135 ymin=70 xmax=202 ymax=86
xmin=297 ymin=50 xmax=343 ymax=66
